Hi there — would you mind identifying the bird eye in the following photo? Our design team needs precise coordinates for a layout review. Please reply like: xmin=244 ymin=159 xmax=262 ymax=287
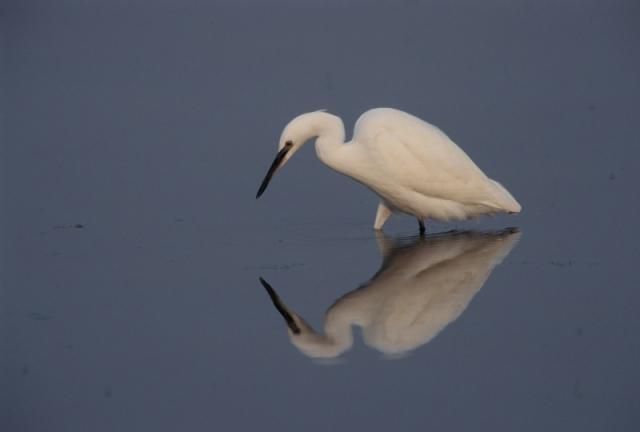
xmin=285 ymin=140 xmax=293 ymax=147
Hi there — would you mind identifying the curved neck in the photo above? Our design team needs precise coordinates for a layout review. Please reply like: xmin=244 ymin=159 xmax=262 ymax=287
xmin=309 ymin=113 xmax=346 ymax=169
xmin=290 ymin=309 xmax=354 ymax=359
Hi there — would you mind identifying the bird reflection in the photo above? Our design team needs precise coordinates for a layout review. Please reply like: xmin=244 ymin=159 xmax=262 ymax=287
xmin=260 ymin=228 xmax=521 ymax=359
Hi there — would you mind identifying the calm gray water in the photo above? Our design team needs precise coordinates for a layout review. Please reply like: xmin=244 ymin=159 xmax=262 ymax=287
xmin=3 ymin=1 xmax=639 ymax=431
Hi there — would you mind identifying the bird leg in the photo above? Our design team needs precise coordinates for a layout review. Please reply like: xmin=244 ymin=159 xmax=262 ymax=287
xmin=374 ymin=230 xmax=394 ymax=258
xmin=373 ymin=202 xmax=392 ymax=231
xmin=418 ymin=219 xmax=426 ymax=236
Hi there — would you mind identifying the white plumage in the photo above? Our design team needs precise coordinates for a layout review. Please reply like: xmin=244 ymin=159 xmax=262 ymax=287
xmin=257 ymin=108 xmax=521 ymax=232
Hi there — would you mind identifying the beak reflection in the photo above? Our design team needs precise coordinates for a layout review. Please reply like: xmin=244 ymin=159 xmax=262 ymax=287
xmin=259 ymin=277 xmax=301 ymax=334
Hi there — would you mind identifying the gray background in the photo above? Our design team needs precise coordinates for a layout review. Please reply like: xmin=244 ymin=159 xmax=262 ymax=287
xmin=2 ymin=0 xmax=639 ymax=431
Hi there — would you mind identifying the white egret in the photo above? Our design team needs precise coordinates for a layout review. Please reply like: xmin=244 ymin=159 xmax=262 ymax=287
xmin=257 ymin=108 xmax=521 ymax=233
xmin=260 ymin=228 xmax=521 ymax=359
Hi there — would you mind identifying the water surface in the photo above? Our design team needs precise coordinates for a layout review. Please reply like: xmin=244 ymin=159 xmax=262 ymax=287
xmin=3 ymin=1 xmax=639 ymax=431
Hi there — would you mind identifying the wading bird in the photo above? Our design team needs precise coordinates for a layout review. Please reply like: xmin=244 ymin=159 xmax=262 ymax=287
xmin=257 ymin=108 xmax=521 ymax=233
xmin=260 ymin=228 xmax=521 ymax=359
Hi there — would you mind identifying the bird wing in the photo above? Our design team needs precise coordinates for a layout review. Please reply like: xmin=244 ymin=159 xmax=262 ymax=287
xmin=354 ymin=109 xmax=499 ymax=206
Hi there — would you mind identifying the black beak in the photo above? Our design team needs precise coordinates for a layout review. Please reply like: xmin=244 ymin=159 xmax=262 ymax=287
xmin=259 ymin=277 xmax=301 ymax=334
xmin=256 ymin=144 xmax=291 ymax=199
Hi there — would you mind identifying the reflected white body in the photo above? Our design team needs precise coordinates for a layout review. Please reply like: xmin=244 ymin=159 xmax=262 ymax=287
xmin=274 ymin=108 xmax=521 ymax=229
xmin=263 ymin=229 xmax=521 ymax=359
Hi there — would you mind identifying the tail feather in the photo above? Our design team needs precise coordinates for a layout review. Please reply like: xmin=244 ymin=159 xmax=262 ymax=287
xmin=488 ymin=180 xmax=521 ymax=213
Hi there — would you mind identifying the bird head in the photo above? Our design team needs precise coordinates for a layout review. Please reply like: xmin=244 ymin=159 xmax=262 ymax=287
xmin=255 ymin=111 xmax=326 ymax=199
